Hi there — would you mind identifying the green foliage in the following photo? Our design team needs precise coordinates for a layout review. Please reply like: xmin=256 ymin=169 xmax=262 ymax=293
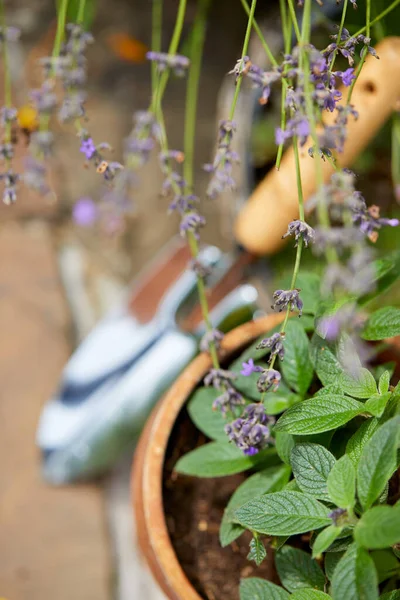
xmin=175 ymin=442 xmax=278 ymax=477
xmin=290 ymin=592 xmax=332 ymax=600
xmin=187 ymin=387 xmax=229 ymax=441
xmin=309 ymin=334 xmax=344 ymax=386
xmin=247 ymin=535 xmax=267 ymax=566
xmin=239 ymin=578 xmax=290 ymax=600
xmin=290 ymin=443 xmax=336 ymax=500
xmin=275 ymin=432 xmax=295 ymax=465
xmin=275 ymin=394 xmax=364 ymax=435
xmin=325 ymin=551 xmax=344 ymax=581
xmin=275 ymin=546 xmax=325 ymax=592
xmin=312 ymin=525 xmax=343 ymax=558
xmin=362 ymin=307 xmax=400 ymax=341
xmin=219 ymin=464 xmax=290 ymax=547
xmin=339 ymin=368 xmax=378 ymax=399
xmin=281 ymin=320 xmax=313 ymax=395
xmin=355 ymin=505 xmax=400 ymax=549
xmin=345 ymin=418 xmax=379 ymax=467
xmin=379 ymin=370 xmax=391 ymax=394
xmin=331 ymin=544 xmax=379 ymax=600
xmin=357 ymin=416 xmax=400 ymax=510
xmin=327 ymin=455 xmax=356 ymax=510
xmin=235 ymin=491 xmax=330 ymax=536
xmin=365 ymin=393 xmax=392 ymax=418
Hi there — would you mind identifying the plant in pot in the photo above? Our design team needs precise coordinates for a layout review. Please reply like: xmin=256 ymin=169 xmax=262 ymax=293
xmin=133 ymin=0 xmax=400 ymax=599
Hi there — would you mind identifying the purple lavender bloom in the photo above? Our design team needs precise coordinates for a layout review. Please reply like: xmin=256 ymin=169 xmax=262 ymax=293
xmin=169 ymin=193 xmax=199 ymax=215
xmin=225 ymin=403 xmax=274 ymax=455
xmin=257 ymin=369 xmax=281 ymax=393
xmin=200 ymin=329 xmax=224 ymax=353
xmin=204 ymin=367 xmax=236 ymax=389
xmin=240 ymin=359 xmax=263 ymax=377
xmin=179 ymin=211 xmax=206 ymax=239
xmin=80 ymin=137 xmax=96 ymax=160
xmin=23 ymin=157 xmax=50 ymax=196
xmin=272 ymin=289 xmax=303 ymax=316
xmin=350 ymin=195 xmax=399 ymax=241
xmin=335 ymin=68 xmax=355 ymax=87
xmin=146 ymin=51 xmax=190 ymax=76
xmin=282 ymin=220 xmax=315 ymax=248
xmin=30 ymin=81 xmax=57 ymax=115
xmin=204 ymin=120 xmax=239 ymax=199
xmin=245 ymin=64 xmax=281 ymax=105
xmin=72 ymin=197 xmax=98 ymax=227
xmin=313 ymin=226 xmax=364 ymax=254
xmin=256 ymin=333 xmax=285 ymax=361
xmin=229 ymin=55 xmax=251 ymax=81
xmin=0 ymin=107 xmax=17 ymax=125
xmin=328 ymin=508 xmax=347 ymax=525
xmin=276 ymin=115 xmax=310 ymax=146
xmin=31 ymin=131 xmax=54 ymax=157
xmin=213 ymin=386 xmax=244 ymax=414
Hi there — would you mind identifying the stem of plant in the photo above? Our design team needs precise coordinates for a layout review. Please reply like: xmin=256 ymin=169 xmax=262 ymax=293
xmin=151 ymin=0 xmax=163 ymax=95
xmin=239 ymin=0 xmax=277 ymax=67
xmin=354 ymin=0 xmax=400 ymax=37
xmin=52 ymin=0 xmax=69 ymax=58
xmin=77 ymin=0 xmax=86 ymax=24
xmin=0 ymin=0 xmax=12 ymax=169
xmin=328 ymin=0 xmax=348 ymax=72
xmin=276 ymin=0 xmax=292 ymax=169
xmin=347 ymin=0 xmax=371 ymax=104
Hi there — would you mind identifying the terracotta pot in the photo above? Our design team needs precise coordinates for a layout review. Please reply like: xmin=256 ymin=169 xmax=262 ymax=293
xmin=131 ymin=313 xmax=284 ymax=600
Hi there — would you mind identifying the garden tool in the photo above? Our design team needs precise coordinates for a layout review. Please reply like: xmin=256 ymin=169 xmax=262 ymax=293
xmin=37 ymin=37 xmax=400 ymax=484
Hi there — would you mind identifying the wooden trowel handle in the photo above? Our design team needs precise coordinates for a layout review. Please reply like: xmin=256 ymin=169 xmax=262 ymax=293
xmin=235 ymin=37 xmax=400 ymax=256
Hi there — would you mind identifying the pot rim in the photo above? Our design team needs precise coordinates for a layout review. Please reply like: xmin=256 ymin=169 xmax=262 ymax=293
xmin=131 ymin=313 xmax=284 ymax=600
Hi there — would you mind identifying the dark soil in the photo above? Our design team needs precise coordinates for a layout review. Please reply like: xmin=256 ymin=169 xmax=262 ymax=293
xmin=162 ymin=408 xmax=280 ymax=600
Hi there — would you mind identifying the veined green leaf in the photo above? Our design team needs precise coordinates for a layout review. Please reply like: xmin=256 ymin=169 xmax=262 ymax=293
xmin=187 ymin=387 xmax=228 ymax=441
xmin=281 ymin=320 xmax=313 ymax=395
xmin=239 ymin=578 xmax=290 ymax=600
xmin=275 ymin=546 xmax=325 ymax=592
xmin=312 ymin=525 xmax=343 ymax=558
xmin=264 ymin=390 xmax=301 ymax=415
xmin=380 ymin=591 xmax=400 ymax=600
xmin=362 ymin=307 xmax=400 ymax=341
xmin=345 ymin=418 xmax=379 ymax=467
xmin=275 ymin=432 xmax=295 ymax=465
xmin=247 ymin=535 xmax=267 ymax=566
xmin=325 ymin=551 xmax=344 ymax=581
xmin=355 ymin=505 xmax=400 ymax=549
xmin=339 ymin=368 xmax=378 ymax=399
xmin=379 ymin=371 xmax=391 ymax=394
xmin=371 ymin=550 xmax=400 ymax=584
xmin=290 ymin=443 xmax=336 ymax=500
xmin=310 ymin=334 xmax=344 ymax=386
xmin=357 ymin=416 xmax=400 ymax=510
xmin=235 ymin=491 xmax=331 ymax=536
xmin=219 ymin=465 xmax=290 ymax=547
xmin=290 ymin=592 xmax=332 ymax=600
xmin=332 ymin=544 xmax=379 ymax=600
xmin=175 ymin=442 xmax=278 ymax=477
xmin=275 ymin=395 xmax=364 ymax=435
xmin=365 ymin=393 xmax=392 ymax=418
xmin=327 ymin=455 xmax=356 ymax=509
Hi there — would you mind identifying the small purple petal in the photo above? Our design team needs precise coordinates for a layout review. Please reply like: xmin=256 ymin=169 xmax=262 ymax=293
xmin=73 ymin=197 xmax=98 ymax=226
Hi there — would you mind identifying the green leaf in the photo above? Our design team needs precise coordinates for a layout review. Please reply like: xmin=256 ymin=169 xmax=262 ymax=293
xmin=310 ymin=334 xmax=344 ymax=386
xmin=339 ymin=368 xmax=378 ymax=399
xmin=290 ymin=592 xmax=332 ymax=600
xmin=379 ymin=371 xmax=391 ymax=394
xmin=290 ymin=443 xmax=336 ymax=500
xmin=275 ymin=546 xmax=325 ymax=592
xmin=380 ymin=591 xmax=400 ymax=600
xmin=312 ymin=525 xmax=343 ymax=558
xmin=264 ymin=390 xmax=301 ymax=415
xmin=281 ymin=320 xmax=314 ymax=395
xmin=357 ymin=416 xmax=400 ymax=510
xmin=247 ymin=535 xmax=267 ymax=566
xmin=325 ymin=551 xmax=344 ymax=581
xmin=371 ymin=550 xmax=400 ymax=584
xmin=345 ymin=418 xmax=379 ymax=467
xmin=365 ymin=393 xmax=392 ymax=418
xmin=220 ymin=465 xmax=290 ymax=547
xmin=235 ymin=491 xmax=331 ymax=536
xmin=355 ymin=505 xmax=400 ymax=549
xmin=359 ymin=251 xmax=400 ymax=306
xmin=332 ymin=544 xmax=379 ymax=600
xmin=239 ymin=578 xmax=290 ymax=600
xmin=362 ymin=307 xmax=400 ymax=341
xmin=274 ymin=395 xmax=364 ymax=435
xmin=187 ymin=387 xmax=228 ymax=441
xmin=175 ymin=442 xmax=278 ymax=477
xmin=327 ymin=455 xmax=356 ymax=509
xmin=275 ymin=432 xmax=295 ymax=465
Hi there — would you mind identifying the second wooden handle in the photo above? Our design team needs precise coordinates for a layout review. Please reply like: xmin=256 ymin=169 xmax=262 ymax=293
xmin=235 ymin=37 xmax=400 ymax=256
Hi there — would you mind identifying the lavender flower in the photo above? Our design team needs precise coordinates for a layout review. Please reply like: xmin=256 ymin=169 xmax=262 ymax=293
xmin=276 ymin=115 xmax=310 ymax=146
xmin=350 ymin=196 xmax=399 ymax=242
xmin=229 ymin=55 xmax=251 ymax=81
xmin=204 ymin=367 xmax=236 ymax=389
xmin=313 ymin=226 xmax=364 ymax=254
xmin=242 ymin=62 xmax=281 ymax=105
xmin=180 ymin=211 xmax=206 ymax=239
xmin=30 ymin=131 xmax=54 ymax=157
xmin=23 ymin=157 xmax=50 ymax=196
xmin=80 ymin=137 xmax=96 ymax=160
xmin=204 ymin=120 xmax=239 ymax=199
xmin=0 ymin=170 xmax=19 ymax=205
xmin=30 ymin=80 xmax=57 ymax=115
xmin=225 ymin=403 xmax=274 ymax=455
xmin=73 ymin=197 xmax=98 ymax=226
xmin=0 ymin=143 xmax=13 ymax=161
xmin=328 ymin=508 xmax=347 ymax=525
xmin=0 ymin=107 xmax=17 ymax=125
xmin=0 ymin=26 xmax=20 ymax=44
xmin=124 ymin=111 xmax=159 ymax=169
xmin=257 ymin=369 xmax=281 ymax=393
xmin=256 ymin=333 xmax=285 ymax=361
xmin=146 ymin=51 xmax=190 ymax=76
xmin=335 ymin=68 xmax=355 ymax=87
xmin=272 ymin=289 xmax=303 ymax=316
xmin=240 ymin=359 xmax=263 ymax=377
xmin=200 ymin=329 xmax=224 ymax=353
xmin=282 ymin=220 xmax=315 ymax=247
xmin=212 ymin=386 xmax=244 ymax=415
